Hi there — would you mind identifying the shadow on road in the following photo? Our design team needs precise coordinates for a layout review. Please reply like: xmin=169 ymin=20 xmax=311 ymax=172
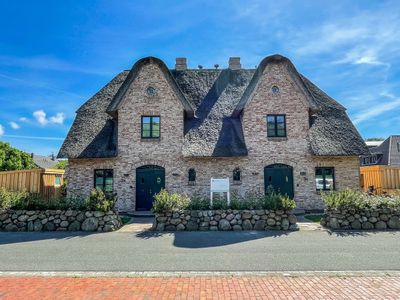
xmin=0 ymin=231 xmax=96 ymax=245
xmin=135 ymin=230 xmax=292 ymax=248
xmin=327 ymin=229 xmax=399 ymax=237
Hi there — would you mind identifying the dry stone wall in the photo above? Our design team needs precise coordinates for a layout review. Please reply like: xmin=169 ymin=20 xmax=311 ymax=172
xmin=0 ymin=209 xmax=122 ymax=232
xmin=321 ymin=208 xmax=400 ymax=230
xmin=153 ymin=209 xmax=297 ymax=231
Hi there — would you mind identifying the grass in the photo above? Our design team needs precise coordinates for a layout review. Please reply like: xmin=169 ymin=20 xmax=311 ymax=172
xmin=304 ymin=214 xmax=322 ymax=223
xmin=120 ymin=216 xmax=132 ymax=225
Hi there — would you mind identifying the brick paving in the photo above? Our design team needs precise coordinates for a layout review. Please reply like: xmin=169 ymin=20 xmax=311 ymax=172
xmin=0 ymin=276 xmax=399 ymax=299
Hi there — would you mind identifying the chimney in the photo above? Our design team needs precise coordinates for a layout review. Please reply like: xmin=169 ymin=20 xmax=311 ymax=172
xmin=175 ymin=57 xmax=187 ymax=70
xmin=229 ymin=57 xmax=241 ymax=70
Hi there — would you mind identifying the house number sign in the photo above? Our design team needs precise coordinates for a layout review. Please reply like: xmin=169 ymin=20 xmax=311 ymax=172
xmin=210 ymin=178 xmax=230 ymax=206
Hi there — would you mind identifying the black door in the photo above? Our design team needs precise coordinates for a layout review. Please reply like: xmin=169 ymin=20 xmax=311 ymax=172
xmin=136 ymin=165 xmax=165 ymax=211
xmin=264 ymin=164 xmax=294 ymax=198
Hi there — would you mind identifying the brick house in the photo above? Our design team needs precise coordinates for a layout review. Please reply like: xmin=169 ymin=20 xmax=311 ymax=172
xmin=58 ymin=55 xmax=369 ymax=212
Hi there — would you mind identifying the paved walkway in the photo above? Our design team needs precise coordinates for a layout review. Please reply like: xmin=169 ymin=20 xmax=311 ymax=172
xmin=117 ymin=217 xmax=153 ymax=233
xmin=0 ymin=275 xmax=399 ymax=299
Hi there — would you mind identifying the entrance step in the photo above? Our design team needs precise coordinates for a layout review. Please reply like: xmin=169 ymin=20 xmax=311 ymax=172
xmin=131 ymin=211 xmax=155 ymax=218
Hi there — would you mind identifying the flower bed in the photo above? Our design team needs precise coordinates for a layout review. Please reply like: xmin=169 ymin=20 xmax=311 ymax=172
xmin=320 ymin=189 xmax=400 ymax=230
xmin=153 ymin=209 xmax=297 ymax=231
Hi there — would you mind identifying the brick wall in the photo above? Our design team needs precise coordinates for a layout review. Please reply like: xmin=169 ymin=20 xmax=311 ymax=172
xmin=66 ymin=61 xmax=361 ymax=211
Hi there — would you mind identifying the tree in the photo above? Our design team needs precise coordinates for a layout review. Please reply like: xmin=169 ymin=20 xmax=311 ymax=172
xmin=55 ymin=160 xmax=68 ymax=170
xmin=0 ymin=142 xmax=36 ymax=171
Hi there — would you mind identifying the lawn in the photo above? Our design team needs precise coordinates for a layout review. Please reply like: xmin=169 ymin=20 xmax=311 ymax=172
xmin=304 ymin=214 xmax=322 ymax=223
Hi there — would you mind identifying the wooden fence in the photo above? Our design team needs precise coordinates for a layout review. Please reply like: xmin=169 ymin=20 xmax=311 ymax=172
xmin=0 ymin=168 xmax=65 ymax=199
xmin=360 ymin=165 xmax=400 ymax=195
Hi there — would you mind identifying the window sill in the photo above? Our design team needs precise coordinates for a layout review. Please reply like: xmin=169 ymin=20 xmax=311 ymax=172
xmin=233 ymin=181 xmax=242 ymax=186
xmin=141 ymin=138 xmax=160 ymax=142
xmin=267 ymin=137 xmax=288 ymax=141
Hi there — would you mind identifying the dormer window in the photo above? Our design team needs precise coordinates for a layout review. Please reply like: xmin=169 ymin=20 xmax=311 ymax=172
xmin=141 ymin=116 xmax=160 ymax=139
xmin=267 ymin=115 xmax=286 ymax=137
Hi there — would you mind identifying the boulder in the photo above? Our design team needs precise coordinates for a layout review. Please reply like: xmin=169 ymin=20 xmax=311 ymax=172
xmin=44 ymin=222 xmax=55 ymax=231
xmin=232 ymin=225 xmax=242 ymax=231
xmin=241 ymin=211 xmax=252 ymax=219
xmin=388 ymin=216 xmax=400 ymax=229
xmin=218 ymin=219 xmax=231 ymax=231
xmin=226 ymin=214 xmax=235 ymax=221
xmin=176 ymin=223 xmax=186 ymax=231
xmin=60 ymin=221 xmax=69 ymax=228
xmin=266 ymin=218 xmax=276 ymax=226
xmin=155 ymin=223 xmax=165 ymax=231
xmin=288 ymin=215 xmax=297 ymax=224
xmin=68 ymin=221 xmax=81 ymax=231
xmin=165 ymin=225 xmax=176 ymax=231
xmin=186 ymin=221 xmax=199 ymax=231
xmin=5 ymin=224 xmax=18 ymax=231
xmin=375 ymin=221 xmax=387 ymax=230
xmin=351 ymin=220 xmax=362 ymax=229
xmin=281 ymin=218 xmax=290 ymax=230
xmin=362 ymin=222 xmax=374 ymax=230
xmin=93 ymin=211 xmax=105 ymax=218
xmin=242 ymin=219 xmax=253 ymax=230
xmin=254 ymin=220 xmax=266 ymax=230
xmin=329 ymin=218 xmax=339 ymax=229
xmin=17 ymin=215 xmax=29 ymax=222
xmin=33 ymin=219 xmax=43 ymax=231
xmin=82 ymin=217 xmax=99 ymax=231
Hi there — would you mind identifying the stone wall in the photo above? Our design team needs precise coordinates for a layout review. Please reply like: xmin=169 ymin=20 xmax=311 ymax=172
xmin=321 ymin=208 xmax=400 ymax=230
xmin=0 ymin=209 xmax=122 ymax=232
xmin=153 ymin=209 xmax=297 ymax=231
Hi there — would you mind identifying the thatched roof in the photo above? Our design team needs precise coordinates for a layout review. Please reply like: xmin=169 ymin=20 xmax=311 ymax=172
xmin=58 ymin=55 xmax=369 ymax=159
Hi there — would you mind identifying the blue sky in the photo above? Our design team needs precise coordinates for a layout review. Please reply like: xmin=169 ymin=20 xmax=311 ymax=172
xmin=0 ymin=0 xmax=399 ymax=155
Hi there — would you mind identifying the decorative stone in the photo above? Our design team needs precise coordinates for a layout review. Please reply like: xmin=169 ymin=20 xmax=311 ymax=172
xmin=368 ymin=217 xmax=378 ymax=223
xmin=254 ymin=220 xmax=266 ymax=230
xmin=186 ymin=221 xmax=199 ymax=231
xmin=375 ymin=221 xmax=387 ymax=230
xmin=170 ymin=218 xmax=181 ymax=225
xmin=44 ymin=222 xmax=55 ymax=231
xmin=281 ymin=218 xmax=290 ymax=230
xmin=176 ymin=223 xmax=185 ymax=231
xmin=17 ymin=215 xmax=29 ymax=222
xmin=329 ymin=218 xmax=339 ymax=229
xmin=68 ymin=221 xmax=81 ymax=231
xmin=60 ymin=220 xmax=69 ymax=228
xmin=5 ymin=224 xmax=18 ymax=231
xmin=242 ymin=212 xmax=252 ymax=219
xmin=218 ymin=219 xmax=231 ymax=231
xmin=94 ymin=211 xmax=105 ymax=218
xmin=266 ymin=218 xmax=276 ymax=226
xmin=82 ymin=217 xmax=99 ymax=231
xmin=288 ymin=215 xmax=297 ymax=224
xmin=242 ymin=219 xmax=253 ymax=230
xmin=232 ymin=225 xmax=242 ymax=231
xmin=362 ymin=222 xmax=374 ymax=230
xmin=226 ymin=214 xmax=235 ymax=221
xmin=388 ymin=216 xmax=400 ymax=229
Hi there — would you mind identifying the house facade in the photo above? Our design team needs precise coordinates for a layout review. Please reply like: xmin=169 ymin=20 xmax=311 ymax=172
xmin=360 ymin=135 xmax=400 ymax=166
xmin=58 ymin=55 xmax=369 ymax=212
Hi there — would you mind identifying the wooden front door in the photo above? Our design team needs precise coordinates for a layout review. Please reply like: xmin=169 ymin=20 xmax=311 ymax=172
xmin=264 ymin=164 xmax=294 ymax=198
xmin=136 ymin=165 xmax=165 ymax=211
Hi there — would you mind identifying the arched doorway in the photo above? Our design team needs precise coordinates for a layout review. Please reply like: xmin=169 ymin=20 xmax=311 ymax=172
xmin=264 ymin=164 xmax=294 ymax=198
xmin=136 ymin=165 xmax=165 ymax=211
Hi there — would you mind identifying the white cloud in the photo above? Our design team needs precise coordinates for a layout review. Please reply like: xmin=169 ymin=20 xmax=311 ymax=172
xmin=353 ymin=93 xmax=400 ymax=125
xmin=19 ymin=117 xmax=28 ymax=122
xmin=33 ymin=110 xmax=65 ymax=126
xmin=49 ymin=112 xmax=65 ymax=125
xmin=9 ymin=121 xmax=20 ymax=129
xmin=0 ymin=124 xmax=4 ymax=137
xmin=33 ymin=110 xmax=48 ymax=125
xmin=333 ymin=49 xmax=390 ymax=67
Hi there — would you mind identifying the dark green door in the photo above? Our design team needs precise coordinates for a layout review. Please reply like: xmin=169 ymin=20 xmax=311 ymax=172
xmin=136 ymin=165 xmax=165 ymax=211
xmin=264 ymin=164 xmax=294 ymax=198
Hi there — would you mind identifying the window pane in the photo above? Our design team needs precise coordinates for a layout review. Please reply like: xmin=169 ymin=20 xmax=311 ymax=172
xmin=324 ymin=168 xmax=334 ymax=190
xmin=142 ymin=123 xmax=151 ymax=131
xmin=277 ymin=128 xmax=285 ymax=137
xmin=142 ymin=117 xmax=151 ymax=124
xmin=104 ymin=184 xmax=113 ymax=192
xmin=277 ymin=115 xmax=285 ymax=124
xmin=267 ymin=116 xmax=276 ymax=136
xmin=105 ymin=177 xmax=113 ymax=185
xmin=95 ymin=178 xmax=104 ymax=186
xmin=315 ymin=168 xmax=324 ymax=190
xmin=54 ymin=177 xmax=61 ymax=186
xmin=277 ymin=116 xmax=286 ymax=136
xmin=152 ymin=116 xmax=160 ymax=124
xmin=152 ymin=130 xmax=160 ymax=138
xmin=142 ymin=130 xmax=151 ymax=137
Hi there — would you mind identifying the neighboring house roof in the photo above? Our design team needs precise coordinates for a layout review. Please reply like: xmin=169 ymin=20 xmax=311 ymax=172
xmin=32 ymin=154 xmax=59 ymax=169
xmin=58 ymin=54 xmax=369 ymax=159
xmin=367 ymin=135 xmax=400 ymax=165
xmin=365 ymin=140 xmax=384 ymax=148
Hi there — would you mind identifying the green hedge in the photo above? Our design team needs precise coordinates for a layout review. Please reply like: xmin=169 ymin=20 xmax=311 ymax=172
xmin=0 ymin=187 xmax=117 ymax=212
xmin=321 ymin=189 xmax=400 ymax=210
xmin=152 ymin=188 xmax=296 ymax=213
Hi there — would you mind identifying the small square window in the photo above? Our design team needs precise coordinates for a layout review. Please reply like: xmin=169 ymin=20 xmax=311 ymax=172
xmin=141 ymin=116 xmax=160 ymax=139
xmin=315 ymin=167 xmax=335 ymax=191
xmin=94 ymin=169 xmax=114 ymax=194
xmin=267 ymin=115 xmax=286 ymax=137
xmin=54 ymin=176 xmax=61 ymax=187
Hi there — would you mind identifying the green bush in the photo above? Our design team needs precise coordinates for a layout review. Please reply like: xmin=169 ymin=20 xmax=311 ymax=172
xmin=87 ymin=188 xmax=117 ymax=212
xmin=152 ymin=189 xmax=190 ymax=213
xmin=322 ymin=189 xmax=400 ymax=210
xmin=152 ymin=188 xmax=296 ymax=213
xmin=0 ymin=187 xmax=29 ymax=210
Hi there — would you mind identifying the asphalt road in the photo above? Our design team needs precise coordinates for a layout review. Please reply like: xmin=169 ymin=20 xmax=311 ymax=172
xmin=0 ymin=230 xmax=399 ymax=272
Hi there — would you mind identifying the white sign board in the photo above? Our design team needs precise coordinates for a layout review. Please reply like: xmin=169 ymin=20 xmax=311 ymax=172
xmin=210 ymin=178 xmax=230 ymax=206
xmin=210 ymin=178 xmax=229 ymax=192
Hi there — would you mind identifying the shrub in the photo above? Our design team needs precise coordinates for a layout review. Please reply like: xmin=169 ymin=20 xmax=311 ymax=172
xmin=0 ymin=187 xmax=29 ymax=210
xmin=152 ymin=189 xmax=190 ymax=213
xmin=187 ymin=195 xmax=209 ymax=210
xmin=322 ymin=189 xmax=400 ymax=210
xmin=87 ymin=188 xmax=117 ymax=212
